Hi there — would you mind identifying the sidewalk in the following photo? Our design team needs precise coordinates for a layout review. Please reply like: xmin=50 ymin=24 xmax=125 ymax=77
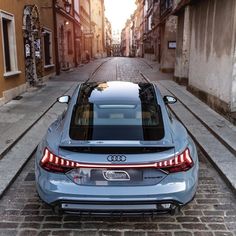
xmin=141 ymin=58 xmax=236 ymax=194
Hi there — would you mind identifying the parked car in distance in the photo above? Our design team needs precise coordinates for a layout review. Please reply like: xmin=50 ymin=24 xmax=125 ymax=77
xmin=35 ymin=81 xmax=199 ymax=216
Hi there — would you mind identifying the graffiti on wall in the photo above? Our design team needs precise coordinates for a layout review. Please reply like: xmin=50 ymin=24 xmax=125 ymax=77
xmin=23 ymin=5 xmax=43 ymax=86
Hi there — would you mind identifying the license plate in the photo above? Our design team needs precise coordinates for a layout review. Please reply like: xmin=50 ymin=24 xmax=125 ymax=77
xmin=90 ymin=169 xmax=143 ymax=181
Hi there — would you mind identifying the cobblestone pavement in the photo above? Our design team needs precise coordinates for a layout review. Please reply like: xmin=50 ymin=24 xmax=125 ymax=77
xmin=0 ymin=58 xmax=235 ymax=236
xmin=0 ymin=150 xmax=235 ymax=236
xmin=88 ymin=57 xmax=148 ymax=83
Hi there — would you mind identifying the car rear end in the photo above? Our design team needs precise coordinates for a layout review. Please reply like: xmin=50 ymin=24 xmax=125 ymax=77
xmin=35 ymin=81 xmax=198 ymax=215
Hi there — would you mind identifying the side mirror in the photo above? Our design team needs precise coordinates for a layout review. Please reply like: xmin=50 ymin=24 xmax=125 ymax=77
xmin=163 ymin=95 xmax=177 ymax=104
xmin=57 ymin=95 xmax=70 ymax=104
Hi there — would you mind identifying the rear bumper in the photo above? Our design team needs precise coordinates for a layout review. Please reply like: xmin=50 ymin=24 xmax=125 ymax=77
xmin=50 ymin=199 xmax=187 ymax=216
xmin=36 ymin=168 xmax=198 ymax=213
xmin=35 ymin=150 xmax=199 ymax=214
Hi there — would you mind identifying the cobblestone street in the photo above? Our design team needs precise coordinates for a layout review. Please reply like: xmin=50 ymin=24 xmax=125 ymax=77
xmin=0 ymin=150 xmax=235 ymax=236
xmin=0 ymin=58 xmax=235 ymax=236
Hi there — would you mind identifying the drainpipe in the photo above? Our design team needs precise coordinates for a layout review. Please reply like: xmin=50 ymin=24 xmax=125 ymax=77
xmin=102 ymin=0 xmax=105 ymax=57
xmin=72 ymin=0 xmax=78 ymax=67
xmin=53 ymin=0 xmax=60 ymax=75
xmin=89 ymin=0 xmax=93 ymax=58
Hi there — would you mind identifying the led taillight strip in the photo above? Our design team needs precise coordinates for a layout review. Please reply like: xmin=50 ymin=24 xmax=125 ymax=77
xmin=41 ymin=148 xmax=193 ymax=169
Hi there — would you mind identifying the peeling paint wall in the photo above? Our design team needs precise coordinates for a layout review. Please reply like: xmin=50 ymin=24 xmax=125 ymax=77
xmin=188 ymin=0 xmax=236 ymax=110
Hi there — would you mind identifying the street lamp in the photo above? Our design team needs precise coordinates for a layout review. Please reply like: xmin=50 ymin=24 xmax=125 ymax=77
xmin=64 ymin=0 xmax=71 ymax=14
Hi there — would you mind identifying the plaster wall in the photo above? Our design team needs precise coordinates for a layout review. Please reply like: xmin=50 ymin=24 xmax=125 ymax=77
xmin=0 ymin=1 xmax=27 ymax=99
xmin=0 ymin=0 xmax=55 ymax=103
xmin=91 ymin=0 xmax=105 ymax=58
xmin=188 ymin=0 xmax=235 ymax=109
xmin=40 ymin=0 xmax=56 ymax=77
xmin=174 ymin=6 xmax=191 ymax=82
xmin=57 ymin=15 xmax=75 ymax=69
xmin=160 ymin=16 xmax=177 ymax=72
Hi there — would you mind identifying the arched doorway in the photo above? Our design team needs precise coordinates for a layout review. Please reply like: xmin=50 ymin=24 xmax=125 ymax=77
xmin=23 ymin=5 xmax=42 ymax=86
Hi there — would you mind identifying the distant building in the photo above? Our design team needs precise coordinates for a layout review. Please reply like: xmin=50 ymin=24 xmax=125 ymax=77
xmin=120 ymin=28 xmax=126 ymax=56
xmin=120 ymin=19 xmax=132 ymax=57
xmin=54 ymin=0 xmax=81 ymax=72
xmin=122 ymin=0 xmax=177 ymax=71
xmin=91 ymin=0 xmax=106 ymax=58
xmin=112 ymin=29 xmax=121 ymax=44
xmin=105 ymin=17 xmax=112 ymax=57
xmin=134 ymin=0 xmax=144 ymax=57
xmin=112 ymin=44 xmax=121 ymax=57
xmin=80 ymin=0 xmax=92 ymax=62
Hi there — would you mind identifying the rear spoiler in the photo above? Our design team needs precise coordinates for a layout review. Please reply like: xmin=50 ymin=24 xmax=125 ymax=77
xmin=59 ymin=145 xmax=174 ymax=154
xmin=59 ymin=140 xmax=173 ymax=147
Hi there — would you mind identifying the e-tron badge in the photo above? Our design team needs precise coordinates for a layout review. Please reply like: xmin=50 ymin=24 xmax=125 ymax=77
xmin=103 ymin=170 xmax=130 ymax=181
xmin=107 ymin=154 xmax=127 ymax=162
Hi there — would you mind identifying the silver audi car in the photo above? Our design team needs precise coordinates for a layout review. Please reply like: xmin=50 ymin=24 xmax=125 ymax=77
xmin=35 ymin=81 xmax=199 ymax=215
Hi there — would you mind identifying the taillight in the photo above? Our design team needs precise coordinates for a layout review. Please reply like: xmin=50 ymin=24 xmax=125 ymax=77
xmin=40 ymin=148 xmax=193 ymax=174
xmin=156 ymin=148 xmax=193 ymax=173
xmin=40 ymin=149 xmax=75 ymax=173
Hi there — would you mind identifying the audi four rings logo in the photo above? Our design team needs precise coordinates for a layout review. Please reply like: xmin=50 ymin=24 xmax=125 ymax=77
xmin=107 ymin=154 xmax=127 ymax=162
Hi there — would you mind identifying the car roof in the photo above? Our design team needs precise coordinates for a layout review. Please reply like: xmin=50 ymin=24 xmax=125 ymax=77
xmin=78 ymin=81 xmax=157 ymax=104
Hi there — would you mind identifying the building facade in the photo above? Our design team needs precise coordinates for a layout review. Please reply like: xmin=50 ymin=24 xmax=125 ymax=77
xmin=143 ymin=0 xmax=160 ymax=61
xmin=121 ymin=19 xmax=132 ymax=57
xmin=91 ymin=0 xmax=105 ymax=58
xmin=0 ymin=0 xmax=56 ymax=105
xmin=173 ymin=0 xmax=236 ymax=119
xmin=134 ymin=0 xmax=144 ymax=57
xmin=54 ymin=0 xmax=82 ymax=72
xmin=105 ymin=17 xmax=112 ymax=57
xmin=121 ymin=0 xmax=176 ymax=72
xmin=120 ymin=28 xmax=126 ymax=56
xmin=159 ymin=0 xmax=177 ymax=72
xmin=80 ymin=0 xmax=92 ymax=62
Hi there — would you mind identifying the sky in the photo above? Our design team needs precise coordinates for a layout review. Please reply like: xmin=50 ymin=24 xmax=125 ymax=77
xmin=104 ymin=0 xmax=136 ymax=33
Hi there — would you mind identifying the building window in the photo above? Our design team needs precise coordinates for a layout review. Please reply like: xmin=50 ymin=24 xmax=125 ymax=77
xmin=160 ymin=0 xmax=173 ymax=15
xmin=148 ymin=15 xmax=152 ymax=31
xmin=43 ymin=29 xmax=53 ymax=66
xmin=67 ymin=30 xmax=73 ymax=54
xmin=0 ymin=11 xmax=19 ymax=76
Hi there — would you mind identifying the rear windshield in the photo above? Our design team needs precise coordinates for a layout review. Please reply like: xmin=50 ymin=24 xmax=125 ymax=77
xmin=69 ymin=84 xmax=164 ymax=141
